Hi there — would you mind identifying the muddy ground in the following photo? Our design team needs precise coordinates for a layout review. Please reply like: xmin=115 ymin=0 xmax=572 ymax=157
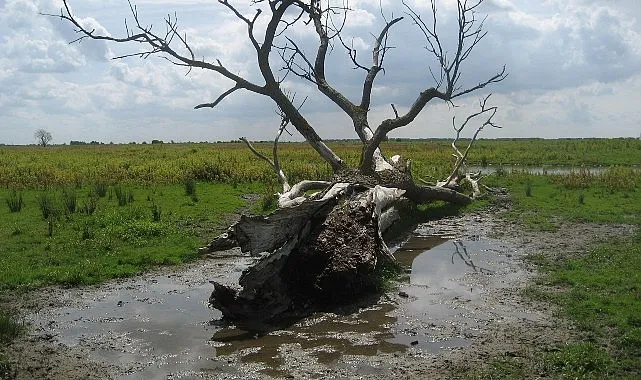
xmin=1 ymin=204 xmax=636 ymax=380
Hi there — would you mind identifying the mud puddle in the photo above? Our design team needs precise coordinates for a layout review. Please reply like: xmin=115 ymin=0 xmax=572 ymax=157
xmin=26 ymin=231 xmax=525 ymax=379
xmin=390 ymin=234 xmax=528 ymax=354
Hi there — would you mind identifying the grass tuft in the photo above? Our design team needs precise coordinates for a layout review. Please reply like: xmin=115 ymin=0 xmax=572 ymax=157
xmin=114 ymin=186 xmax=134 ymax=206
xmin=183 ymin=178 xmax=197 ymax=196
xmin=0 ymin=312 xmax=23 ymax=343
xmin=61 ymin=187 xmax=77 ymax=213
xmin=151 ymin=202 xmax=162 ymax=222
xmin=37 ymin=192 xmax=59 ymax=220
xmin=260 ymin=183 xmax=278 ymax=212
xmin=92 ymin=183 xmax=108 ymax=197
xmin=82 ymin=195 xmax=98 ymax=215
xmin=5 ymin=190 xmax=24 ymax=213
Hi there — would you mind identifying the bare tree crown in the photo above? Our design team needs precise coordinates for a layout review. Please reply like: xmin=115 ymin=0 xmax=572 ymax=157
xmin=46 ymin=0 xmax=505 ymax=178
xmin=34 ymin=129 xmax=53 ymax=147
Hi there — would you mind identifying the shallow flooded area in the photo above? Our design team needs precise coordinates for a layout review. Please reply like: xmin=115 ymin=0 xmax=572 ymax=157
xmin=25 ymin=214 xmax=537 ymax=379
xmin=468 ymin=165 xmax=641 ymax=175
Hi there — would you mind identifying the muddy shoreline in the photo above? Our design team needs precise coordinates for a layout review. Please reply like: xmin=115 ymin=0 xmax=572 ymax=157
xmin=1 ymin=207 xmax=635 ymax=379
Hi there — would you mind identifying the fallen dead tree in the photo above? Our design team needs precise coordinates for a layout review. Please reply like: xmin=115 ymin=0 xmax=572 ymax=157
xmin=51 ymin=0 xmax=506 ymax=328
xmin=202 ymin=94 xmax=500 ymax=327
xmin=204 ymin=183 xmax=404 ymax=329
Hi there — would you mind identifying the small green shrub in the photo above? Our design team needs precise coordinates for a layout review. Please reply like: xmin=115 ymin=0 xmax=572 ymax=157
xmin=114 ymin=186 xmax=134 ymax=206
xmin=184 ymin=178 xmax=197 ymax=196
xmin=38 ymin=192 xmax=59 ymax=220
xmin=61 ymin=187 xmax=77 ymax=213
xmin=5 ymin=190 xmax=24 ymax=213
xmin=525 ymin=182 xmax=533 ymax=197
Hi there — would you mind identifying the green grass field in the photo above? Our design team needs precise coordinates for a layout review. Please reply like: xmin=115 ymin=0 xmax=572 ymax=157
xmin=0 ymin=182 xmax=265 ymax=289
xmin=472 ymin=167 xmax=641 ymax=379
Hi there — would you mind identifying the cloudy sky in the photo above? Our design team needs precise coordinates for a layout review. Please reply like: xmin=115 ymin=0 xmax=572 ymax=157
xmin=1 ymin=0 xmax=640 ymax=145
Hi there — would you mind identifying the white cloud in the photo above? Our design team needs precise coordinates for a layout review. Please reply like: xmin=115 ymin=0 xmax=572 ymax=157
xmin=1 ymin=0 xmax=640 ymax=145
xmin=0 ymin=0 xmax=111 ymax=75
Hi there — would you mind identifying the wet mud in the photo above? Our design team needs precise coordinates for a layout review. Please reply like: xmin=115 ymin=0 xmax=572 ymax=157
xmin=5 ymin=209 xmax=635 ymax=379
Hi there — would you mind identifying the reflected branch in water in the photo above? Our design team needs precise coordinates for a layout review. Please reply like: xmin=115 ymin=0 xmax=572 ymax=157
xmin=451 ymin=240 xmax=494 ymax=274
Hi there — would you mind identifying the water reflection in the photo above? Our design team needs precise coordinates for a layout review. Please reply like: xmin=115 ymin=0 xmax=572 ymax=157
xmin=28 ymin=234 xmax=511 ymax=378
xmin=468 ymin=165 xmax=640 ymax=175
xmin=210 ymin=303 xmax=407 ymax=376
xmin=451 ymin=240 xmax=493 ymax=275
xmin=210 ymin=236 xmax=508 ymax=372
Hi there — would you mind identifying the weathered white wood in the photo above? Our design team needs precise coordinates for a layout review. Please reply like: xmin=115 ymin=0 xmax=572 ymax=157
xmin=378 ymin=207 xmax=400 ymax=234
xmin=277 ymin=180 xmax=332 ymax=208
xmin=369 ymin=185 xmax=406 ymax=217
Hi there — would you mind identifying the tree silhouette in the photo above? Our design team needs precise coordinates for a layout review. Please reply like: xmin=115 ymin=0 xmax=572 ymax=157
xmin=34 ymin=129 xmax=53 ymax=147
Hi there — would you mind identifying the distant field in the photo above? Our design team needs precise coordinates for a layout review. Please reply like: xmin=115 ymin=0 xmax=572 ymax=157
xmin=1 ymin=138 xmax=639 ymax=189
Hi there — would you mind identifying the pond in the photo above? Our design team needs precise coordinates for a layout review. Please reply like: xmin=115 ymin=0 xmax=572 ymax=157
xmin=467 ymin=165 xmax=640 ymax=175
xmin=28 ymin=228 xmax=527 ymax=378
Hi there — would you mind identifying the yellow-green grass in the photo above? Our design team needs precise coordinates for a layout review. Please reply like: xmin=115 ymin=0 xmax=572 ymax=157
xmin=485 ymin=167 xmax=641 ymax=231
xmin=1 ymin=138 xmax=640 ymax=189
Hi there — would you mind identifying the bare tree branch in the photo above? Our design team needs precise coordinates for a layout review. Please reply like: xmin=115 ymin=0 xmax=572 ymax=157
xmin=194 ymin=85 xmax=242 ymax=109
xmin=46 ymin=0 xmax=346 ymax=171
xmin=218 ymin=0 xmax=262 ymax=52
xmin=360 ymin=16 xmax=403 ymax=111
xmin=360 ymin=0 xmax=507 ymax=173
xmin=442 ymin=94 xmax=500 ymax=187
xmin=43 ymin=0 xmax=265 ymax=94
xmin=337 ymin=33 xmax=371 ymax=72
xmin=241 ymin=131 xmax=291 ymax=193
xmin=308 ymin=0 xmax=358 ymax=117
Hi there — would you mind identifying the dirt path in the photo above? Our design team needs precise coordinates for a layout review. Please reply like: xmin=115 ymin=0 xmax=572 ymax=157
xmin=1 ymin=208 xmax=635 ymax=379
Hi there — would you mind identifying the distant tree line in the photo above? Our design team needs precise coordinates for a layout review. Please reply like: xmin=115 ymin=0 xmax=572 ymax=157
xmin=69 ymin=140 xmax=104 ymax=145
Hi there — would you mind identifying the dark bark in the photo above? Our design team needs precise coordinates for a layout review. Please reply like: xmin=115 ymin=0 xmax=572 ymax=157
xmin=206 ymin=183 xmax=403 ymax=331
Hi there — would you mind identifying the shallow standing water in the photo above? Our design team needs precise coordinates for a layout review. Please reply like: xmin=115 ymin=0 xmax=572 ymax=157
xmin=28 ymin=233 xmax=523 ymax=379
